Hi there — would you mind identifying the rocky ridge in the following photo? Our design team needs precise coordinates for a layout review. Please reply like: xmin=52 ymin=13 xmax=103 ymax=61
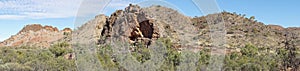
xmin=193 ymin=12 xmax=300 ymax=52
xmin=1 ymin=4 xmax=299 ymax=53
xmin=0 ymin=24 xmax=72 ymax=48
xmin=74 ymin=4 xmax=299 ymax=53
xmin=72 ymin=4 xmax=200 ymax=53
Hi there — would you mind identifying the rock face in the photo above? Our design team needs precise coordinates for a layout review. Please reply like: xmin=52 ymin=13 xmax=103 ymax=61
xmin=267 ymin=25 xmax=285 ymax=31
xmin=74 ymin=4 xmax=197 ymax=50
xmin=1 ymin=4 xmax=299 ymax=52
xmin=97 ymin=4 xmax=161 ymax=47
xmin=18 ymin=24 xmax=59 ymax=34
xmin=0 ymin=24 xmax=72 ymax=48
xmin=73 ymin=4 xmax=192 ymax=52
xmin=62 ymin=28 xmax=72 ymax=34
xmin=74 ymin=4 xmax=300 ymax=53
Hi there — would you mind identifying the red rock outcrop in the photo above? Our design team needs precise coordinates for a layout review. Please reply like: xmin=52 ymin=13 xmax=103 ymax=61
xmin=287 ymin=27 xmax=300 ymax=31
xmin=267 ymin=25 xmax=285 ymax=31
xmin=44 ymin=25 xmax=59 ymax=32
xmin=0 ymin=24 xmax=72 ymax=48
xmin=18 ymin=24 xmax=44 ymax=34
xmin=63 ymin=28 xmax=72 ymax=33
xmin=94 ymin=4 xmax=160 ymax=47
xmin=75 ymin=4 xmax=197 ymax=51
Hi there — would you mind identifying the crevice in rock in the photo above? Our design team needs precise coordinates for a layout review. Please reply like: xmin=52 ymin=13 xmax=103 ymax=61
xmin=139 ymin=20 xmax=154 ymax=39
xmin=96 ymin=5 xmax=160 ymax=48
xmin=129 ymin=29 xmax=142 ymax=41
xmin=98 ymin=20 xmax=111 ymax=44
xmin=101 ymin=20 xmax=111 ymax=37
xmin=128 ymin=20 xmax=155 ymax=47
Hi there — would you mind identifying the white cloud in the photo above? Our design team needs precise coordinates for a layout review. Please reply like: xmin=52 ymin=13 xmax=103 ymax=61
xmin=0 ymin=15 xmax=26 ymax=20
xmin=0 ymin=0 xmax=83 ymax=20
xmin=0 ymin=0 xmax=137 ymax=20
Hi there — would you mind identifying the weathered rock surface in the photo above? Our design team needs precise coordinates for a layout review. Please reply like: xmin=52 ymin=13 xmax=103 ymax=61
xmin=1 ymin=4 xmax=299 ymax=53
xmin=81 ymin=4 xmax=163 ymax=47
xmin=73 ymin=4 xmax=299 ymax=53
xmin=0 ymin=24 xmax=72 ymax=48
xmin=63 ymin=28 xmax=72 ymax=33
xmin=192 ymin=12 xmax=300 ymax=53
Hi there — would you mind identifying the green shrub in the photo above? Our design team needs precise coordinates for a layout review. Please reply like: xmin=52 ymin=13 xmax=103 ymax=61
xmin=156 ymin=38 xmax=180 ymax=71
xmin=0 ymin=63 xmax=33 ymax=71
xmin=97 ymin=45 xmax=118 ymax=70
xmin=49 ymin=42 xmax=72 ymax=57
xmin=224 ymin=44 xmax=281 ymax=71
xmin=241 ymin=44 xmax=258 ymax=57
xmin=0 ymin=42 xmax=76 ymax=71
xmin=131 ymin=42 xmax=151 ymax=63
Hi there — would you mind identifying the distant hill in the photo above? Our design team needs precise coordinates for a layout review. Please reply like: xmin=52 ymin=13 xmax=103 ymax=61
xmin=0 ymin=24 xmax=72 ymax=48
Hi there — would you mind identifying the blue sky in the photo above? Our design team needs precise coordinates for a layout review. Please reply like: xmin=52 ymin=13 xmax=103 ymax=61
xmin=0 ymin=0 xmax=299 ymax=41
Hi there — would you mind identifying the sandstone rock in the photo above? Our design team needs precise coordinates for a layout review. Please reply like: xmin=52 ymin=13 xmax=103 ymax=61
xmin=94 ymin=4 xmax=161 ymax=47
xmin=75 ymin=4 xmax=300 ymax=54
xmin=0 ymin=24 xmax=69 ymax=48
xmin=72 ymin=4 xmax=203 ymax=52
xmin=267 ymin=25 xmax=284 ymax=31
xmin=73 ymin=14 xmax=108 ymax=45
xmin=44 ymin=25 xmax=59 ymax=32
xmin=287 ymin=27 xmax=300 ymax=31
xmin=9 ymin=4 xmax=293 ymax=55
xmin=1 ymin=4 xmax=299 ymax=58
xmin=62 ymin=28 xmax=72 ymax=33
xmin=18 ymin=24 xmax=44 ymax=34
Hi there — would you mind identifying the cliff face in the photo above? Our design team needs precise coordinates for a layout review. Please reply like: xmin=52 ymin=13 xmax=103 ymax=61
xmin=72 ymin=4 xmax=197 ymax=52
xmin=0 ymin=24 xmax=72 ymax=48
xmin=96 ymin=4 xmax=161 ymax=47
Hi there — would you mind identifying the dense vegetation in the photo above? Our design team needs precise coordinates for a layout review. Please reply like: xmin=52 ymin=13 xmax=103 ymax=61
xmin=96 ymin=38 xmax=300 ymax=71
xmin=0 ymin=38 xmax=298 ymax=71
xmin=0 ymin=42 xmax=76 ymax=71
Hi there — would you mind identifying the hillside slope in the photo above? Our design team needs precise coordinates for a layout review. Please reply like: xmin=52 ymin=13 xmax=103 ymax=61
xmin=0 ymin=4 xmax=299 ymax=71
xmin=71 ymin=4 xmax=300 ymax=71
xmin=0 ymin=4 xmax=298 ymax=52
xmin=0 ymin=24 xmax=72 ymax=48
xmin=74 ymin=4 xmax=299 ymax=53
xmin=193 ymin=12 xmax=300 ymax=52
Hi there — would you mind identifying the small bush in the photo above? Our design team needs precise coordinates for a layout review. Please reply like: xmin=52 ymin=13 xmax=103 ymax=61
xmin=0 ymin=42 xmax=76 ymax=71
xmin=49 ymin=42 xmax=72 ymax=57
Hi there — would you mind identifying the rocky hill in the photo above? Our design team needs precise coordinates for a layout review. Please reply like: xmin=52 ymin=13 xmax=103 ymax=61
xmin=1 ymin=4 xmax=299 ymax=52
xmin=72 ymin=4 xmax=300 ymax=54
xmin=0 ymin=4 xmax=299 ymax=71
xmin=70 ymin=4 xmax=300 ymax=71
xmin=0 ymin=24 xmax=72 ymax=48
xmin=193 ymin=12 xmax=300 ymax=52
